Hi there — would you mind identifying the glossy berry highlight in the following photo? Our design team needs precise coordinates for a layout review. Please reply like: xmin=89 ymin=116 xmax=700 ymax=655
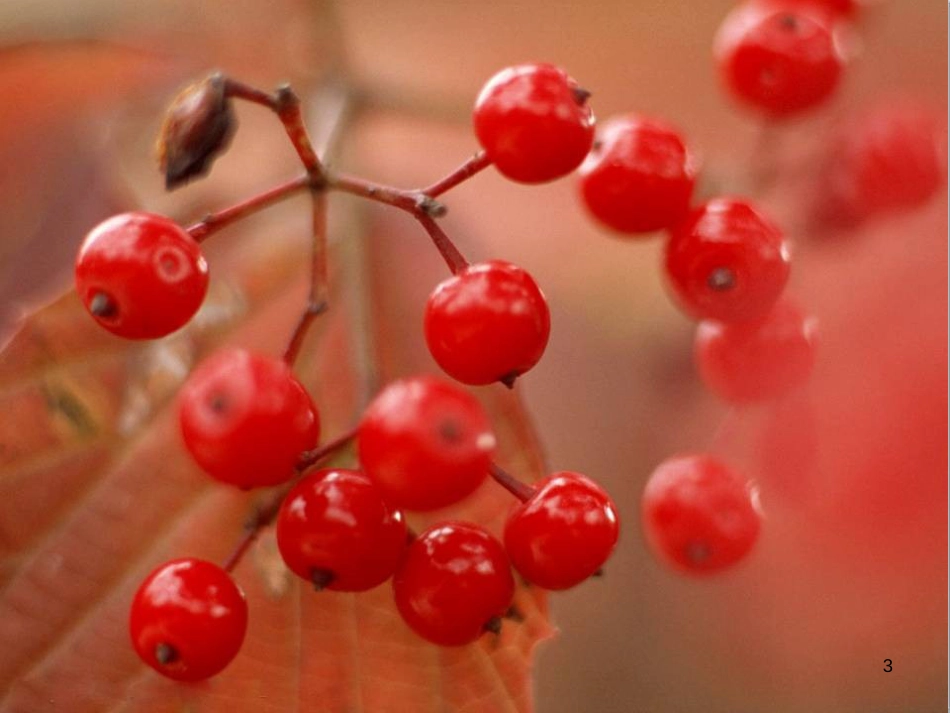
xmin=75 ymin=212 xmax=209 ymax=339
xmin=393 ymin=522 xmax=515 ymax=646
xmin=178 ymin=348 xmax=319 ymax=488
xmin=129 ymin=558 xmax=248 ymax=681
xmin=665 ymin=197 xmax=790 ymax=323
xmin=579 ymin=115 xmax=697 ymax=235
xmin=695 ymin=300 xmax=818 ymax=403
xmin=425 ymin=260 xmax=551 ymax=386
xmin=474 ymin=63 xmax=595 ymax=183
xmin=358 ymin=375 xmax=496 ymax=511
xmin=715 ymin=3 xmax=845 ymax=116
xmin=276 ymin=469 xmax=407 ymax=591
xmin=504 ymin=471 xmax=620 ymax=590
xmin=642 ymin=455 xmax=761 ymax=575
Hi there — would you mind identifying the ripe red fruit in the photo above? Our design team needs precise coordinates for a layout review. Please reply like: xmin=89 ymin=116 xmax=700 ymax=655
xmin=665 ymin=197 xmax=790 ymax=323
xmin=642 ymin=455 xmax=761 ymax=575
xmin=129 ymin=558 xmax=248 ymax=681
xmin=695 ymin=300 xmax=818 ymax=403
xmin=425 ymin=260 xmax=550 ymax=386
xmin=393 ymin=522 xmax=515 ymax=646
xmin=358 ymin=375 xmax=496 ymax=511
xmin=473 ymin=63 xmax=595 ymax=183
xmin=715 ymin=3 xmax=845 ymax=116
xmin=755 ymin=0 xmax=859 ymax=20
xmin=178 ymin=348 xmax=320 ymax=488
xmin=504 ymin=471 xmax=620 ymax=590
xmin=75 ymin=211 xmax=209 ymax=339
xmin=814 ymin=102 xmax=946 ymax=228
xmin=275 ymin=469 xmax=407 ymax=591
xmin=578 ymin=115 xmax=697 ymax=235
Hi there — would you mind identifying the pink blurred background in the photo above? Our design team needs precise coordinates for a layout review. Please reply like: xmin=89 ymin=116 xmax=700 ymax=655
xmin=0 ymin=1 xmax=945 ymax=711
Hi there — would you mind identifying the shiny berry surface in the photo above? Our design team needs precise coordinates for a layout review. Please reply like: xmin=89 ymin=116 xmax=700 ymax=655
xmin=393 ymin=522 xmax=515 ymax=646
xmin=665 ymin=197 xmax=790 ymax=323
xmin=815 ymin=103 xmax=946 ymax=228
xmin=695 ymin=300 xmax=818 ymax=403
xmin=75 ymin=211 xmax=209 ymax=339
xmin=579 ymin=115 xmax=697 ymax=235
xmin=504 ymin=471 xmax=620 ymax=590
xmin=129 ymin=558 xmax=248 ymax=681
xmin=178 ymin=348 xmax=319 ymax=488
xmin=425 ymin=260 xmax=551 ymax=386
xmin=715 ymin=3 xmax=845 ymax=116
xmin=276 ymin=469 xmax=407 ymax=591
xmin=358 ymin=375 xmax=496 ymax=511
xmin=642 ymin=455 xmax=761 ymax=575
xmin=474 ymin=63 xmax=595 ymax=183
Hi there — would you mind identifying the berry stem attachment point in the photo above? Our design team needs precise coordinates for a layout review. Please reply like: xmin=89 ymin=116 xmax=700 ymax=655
xmin=488 ymin=462 xmax=536 ymax=502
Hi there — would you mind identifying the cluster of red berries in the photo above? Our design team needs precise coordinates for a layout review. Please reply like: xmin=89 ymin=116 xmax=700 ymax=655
xmin=76 ymin=62 xmax=624 ymax=682
xmin=73 ymin=0 xmax=943 ymax=683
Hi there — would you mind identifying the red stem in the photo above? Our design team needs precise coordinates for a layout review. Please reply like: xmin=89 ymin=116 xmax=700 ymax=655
xmin=422 ymin=150 xmax=491 ymax=198
xmin=296 ymin=427 xmax=359 ymax=472
xmin=488 ymin=462 xmax=536 ymax=503
xmin=416 ymin=213 xmax=469 ymax=274
xmin=221 ymin=428 xmax=358 ymax=574
xmin=185 ymin=175 xmax=311 ymax=242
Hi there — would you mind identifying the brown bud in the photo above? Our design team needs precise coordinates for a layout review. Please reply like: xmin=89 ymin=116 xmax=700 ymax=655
xmin=156 ymin=73 xmax=236 ymax=190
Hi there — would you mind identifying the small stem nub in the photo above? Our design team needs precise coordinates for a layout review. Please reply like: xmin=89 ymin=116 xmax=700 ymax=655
xmin=499 ymin=372 xmax=519 ymax=389
xmin=310 ymin=568 xmax=335 ymax=591
xmin=155 ymin=642 xmax=179 ymax=666
xmin=483 ymin=616 xmax=503 ymax=635
xmin=572 ymin=86 xmax=592 ymax=106
xmin=707 ymin=267 xmax=736 ymax=291
xmin=89 ymin=292 xmax=117 ymax=318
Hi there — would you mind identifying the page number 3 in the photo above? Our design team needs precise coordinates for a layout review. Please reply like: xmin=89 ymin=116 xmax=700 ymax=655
xmin=883 ymin=659 xmax=892 ymax=672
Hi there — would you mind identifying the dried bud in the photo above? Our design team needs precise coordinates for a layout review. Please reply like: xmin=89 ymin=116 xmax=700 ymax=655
xmin=156 ymin=73 xmax=236 ymax=190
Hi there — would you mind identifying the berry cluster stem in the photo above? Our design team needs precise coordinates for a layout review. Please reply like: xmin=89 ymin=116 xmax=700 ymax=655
xmin=422 ymin=150 xmax=492 ymax=198
xmin=220 ymin=428 xmax=358 ymax=574
xmin=488 ymin=462 xmax=535 ymax=502
xmin=185 ymin=175 xmax=312 ymax=242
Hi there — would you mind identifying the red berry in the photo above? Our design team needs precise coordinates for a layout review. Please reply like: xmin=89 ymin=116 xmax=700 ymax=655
xmin=425 ymin=260 xmax=550 ymax=386
xmin=715 ymin=3 xmax=845 ymax=116
xmin=695 ymin=300 xmax=818 ymax=403
xmin=815 ymin=102 xmax=946 ymax=228
xmin=473 ymin=63 xmax=595 ymax=183
xmin=393 ymin=522 xmax=515 ymax=646
xmin=665 ymin=197 xmax=790 ymax=323
xmin=504 ymin=472 xmax=620 ymax=590
xmin=578 ymin=115 xmax=697 ymax=235
xmin=178 ymin=348 xmax=319 ymax=488
xmin=275 ymin=469 xmax=407 ymax=591
xmin=642 ymin=455 xmax=761 ymax=575
xmin=75 ymin=212 xmax=209 ymax=339
xmin=358 ymin=375 xmax=495 ymax=511
xmin=755 ymin=0 xmax=860 ymax=20
xmin=129 ymin=558 xmax=247 ymax=681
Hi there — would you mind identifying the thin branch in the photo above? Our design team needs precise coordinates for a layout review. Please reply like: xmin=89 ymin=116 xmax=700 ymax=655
xmin=221 ymin=427 xmax=358 ymax=574
xmin=416 ymin=213 xmax=469 ymax=274
xmin=185 ymin=175 xmax=311 ymax=242
xmin=488 ymin=462 xmax=536 ymax=503
xmin=422 ymin=150 xmax=492 ymax=198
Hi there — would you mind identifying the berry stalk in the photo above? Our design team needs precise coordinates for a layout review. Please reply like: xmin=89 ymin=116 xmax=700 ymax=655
xmin=488 ymin=462 xmax=535 ymax=502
